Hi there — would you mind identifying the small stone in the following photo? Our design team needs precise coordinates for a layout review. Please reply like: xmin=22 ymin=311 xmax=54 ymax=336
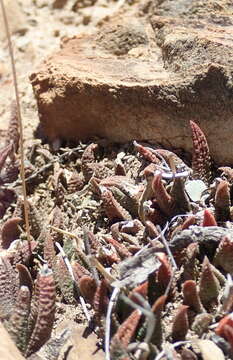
xmin=30 ymin=6 xmax=233 ymax=164
xmin=185 ymin=180 xmax=207 ymax=202
xmin=52 ymin=0 xmax=68 ymax=9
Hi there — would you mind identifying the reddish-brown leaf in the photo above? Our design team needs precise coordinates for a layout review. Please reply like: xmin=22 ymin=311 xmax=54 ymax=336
xmin=25 ymin=266 xmax=56 ymax=357
xmin=202 ymin=209 xmax=217 ymax=227
xmin=112 ymin=309 xmax=141 ymax=348
xmin=183 ymin=280 xmax=204 ymax=313
xmin=171 ymin=305 xmax=189 ymax=341
xmin=190 ymin=120 xmax=211 ymax=183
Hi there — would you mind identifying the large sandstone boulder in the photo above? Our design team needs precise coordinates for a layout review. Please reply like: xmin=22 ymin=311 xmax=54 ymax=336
xmin=30 ymin=1 xmax=233 ymax=164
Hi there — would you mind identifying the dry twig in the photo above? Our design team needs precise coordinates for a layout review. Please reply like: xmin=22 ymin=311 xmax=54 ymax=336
xmin=0 ymin=0 xmax=31 ymax=250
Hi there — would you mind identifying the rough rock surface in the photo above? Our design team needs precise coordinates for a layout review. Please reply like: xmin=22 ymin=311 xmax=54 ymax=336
xmin=30 ymin=0 xmax=233 ymax=164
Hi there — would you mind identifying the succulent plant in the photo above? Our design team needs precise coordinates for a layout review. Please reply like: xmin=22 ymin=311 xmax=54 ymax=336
xmin=0 ymin=118 xmax=233 ymax=359
xmin=0 ymin=264 xmax=56 ymax=357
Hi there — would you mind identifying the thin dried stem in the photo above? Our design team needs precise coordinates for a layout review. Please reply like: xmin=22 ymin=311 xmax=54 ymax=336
xmin=154 ymin=341 xmax=191 ymax=360
xmin=105 ymin=287 xmax=120 ymax=360
xmin=55 ymin=242 xmax=91 ymax=322
xmin=50 ymin=225 xmax=80 ymax=242
xmin=120 ymin=293 xmax=155 ymax=345
xmin=0 ymin=0 xmax=31 ymax=250
xmin=157 ymin=224 xmax=177 ymax=270
xmin=89 ymin=256 xmax=116 ymax=283
xmin=83 ymin=227 xmax=100 ymax=284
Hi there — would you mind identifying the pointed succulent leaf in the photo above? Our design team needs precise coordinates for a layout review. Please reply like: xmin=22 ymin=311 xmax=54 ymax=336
xmin=0 ymin=256 xmax=18 ymax=319
xmin=67 ymin=171 xmax=84 ymax=193
xmin=25 ymin=266 xmax=56 ymax=357
xmin=101 ymin=187 xmax=132 ymax=221
xmin=0 ymin=188 xmax=16 ymax=218
xmin=152 ymin=173 xmax=175 ymax=217
xmin=104 ymin=236 xmax=131 ymax=259
xmin=202 ymin=209 xmax=217 ymax=227
xmin=219 ymin=324 xmax=233 ymax=352
xmin=54 ymin=255 xmax=75 ymax=304
xmin=81 ymin=143 xmax=98 ymax=181
xmin=9 ymin=240 xmax=37 ymax=267
xmin=13 ymin=198 xmax=42 ymax=240
xmin=183 ymin=280 xmax=204 ymax=313
xmin=182 ymin=242 xmax=199 ymax=281
xmin=43 ymin=232 xmax=56 ymax=270
xmin=156 ymin=253 xmax=172 ymax=292
xmin=199 ymin=257 xmax=220 ymax=307
xmin=7 ymin=286 xmax=31 ymax=353
xmin=27 ymin=276 xmax=40 ymax=342
xmin=5 ymin=100 xmax=20 ymax=153
xmin=145 ymin=220 xmax=160 ymax=238
xmin=214 ymin=180 xmax=231 ymax=222
xmin=78 ymin=275 xmax=97 ymax=304
xmin=72 ymin=261 xmax=91 ymax=281
xmin=1 ymin=217 xmax=22 ymax=249
xmin=170 ymin=176 xmax=191 ymax=214
xmin=171 ymin=305 xmax=189 ymax=341
xmin=155 ymin=148 xmax=190 ymax=171
xmin=180 ymin=215 xmax=196 ymax=230
xmin=114 ymin=161 xmax=126 ymax=176
xmin=150 ymin=295 xmax=167 ymax=346
xmin=190 ymin=120 xmax=212 ymax=184
xmin=133 ymin=141 xmax=160 ymax=164
xmin=138 ymin=173 xmax=154 ymax=223
xmin=129 ymin=281 xmax=148 ymax=305
xmin=0 ymin=159 xmax=19 ymax=185
xmin=213 ymin=236 xmax=233 ymax=274
xmin=215 ymin=314 xmax=233 ymax=352
xmin=16 ymin=264 xmax=33 ymax=295
xmin=215 ymin=314 xmax=233 ymax=338
xmin=93 ymin=279 xmax=109 ymax=326
xmin=112 ymin=309 xmax=141 ymax=348
xmin=0 ymin=143 xmax=14 ymax=172
xmin=50 ymin=205 xmax=64 ymax=244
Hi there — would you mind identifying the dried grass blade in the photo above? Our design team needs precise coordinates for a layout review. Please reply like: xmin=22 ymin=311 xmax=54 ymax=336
xmin=0 ymin=0 xmax=31 ymax=251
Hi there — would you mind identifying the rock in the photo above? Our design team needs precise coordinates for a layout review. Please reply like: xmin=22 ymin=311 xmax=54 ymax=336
xmin=52 ymin=0 xmax=68 ymax=9
xmin=0 ymin=0 xmax=27 ymax=40
xmin=30 ymin=1 xmax=233 ymax=165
